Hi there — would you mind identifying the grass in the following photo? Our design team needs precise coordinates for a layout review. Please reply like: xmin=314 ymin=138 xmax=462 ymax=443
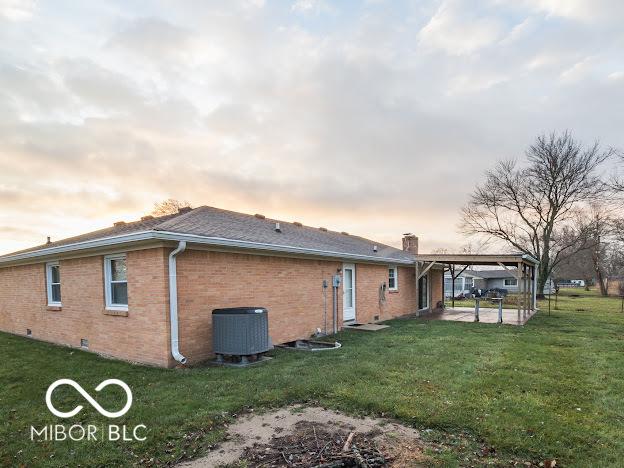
xmin=2 ymin=289 xmax=624 ymax=467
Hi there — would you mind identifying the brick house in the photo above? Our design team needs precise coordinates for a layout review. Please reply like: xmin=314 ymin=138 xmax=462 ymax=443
xmin=0 ymin=206 xmax=443 ymax=367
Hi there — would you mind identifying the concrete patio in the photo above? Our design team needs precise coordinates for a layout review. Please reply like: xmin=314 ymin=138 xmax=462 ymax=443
xmin=422 ymin=306 xmax=537 ymax=326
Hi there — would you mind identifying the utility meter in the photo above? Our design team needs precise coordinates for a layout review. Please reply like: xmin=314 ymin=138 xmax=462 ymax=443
xmin=332 ymin=275 xmax=341 ymax=287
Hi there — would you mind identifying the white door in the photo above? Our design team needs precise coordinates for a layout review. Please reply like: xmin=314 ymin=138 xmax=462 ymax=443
xmin=343 ymin=263 xmax=356 ymax=322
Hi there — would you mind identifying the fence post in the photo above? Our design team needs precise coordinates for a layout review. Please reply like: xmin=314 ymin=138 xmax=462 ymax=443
xmin=498 ymin=299 xmax=503 ymax=324
xmin=475 ymin=298 xmax=480 ymax=322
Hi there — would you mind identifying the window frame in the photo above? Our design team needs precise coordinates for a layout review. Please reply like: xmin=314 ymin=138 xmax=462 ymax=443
xmin=104 ymin=254 xmax=128 ymax=311
xmin=504 ymin=278 xmax=518 ymax=287
xmin=388 ymin=266 xmax=398 ymax=291
xmin=46 ymin=261 xmax=62 ymax=306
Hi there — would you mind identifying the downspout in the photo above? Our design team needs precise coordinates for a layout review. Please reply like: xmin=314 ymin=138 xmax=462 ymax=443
xmin=169 ymin=241 xmax=187 ymax=364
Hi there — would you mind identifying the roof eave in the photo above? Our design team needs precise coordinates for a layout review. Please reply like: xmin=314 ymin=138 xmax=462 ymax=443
xmin=0 ymin=230 xmax=415 ymax=266
xmin=416 ymin=253 xmax=540 ymax=266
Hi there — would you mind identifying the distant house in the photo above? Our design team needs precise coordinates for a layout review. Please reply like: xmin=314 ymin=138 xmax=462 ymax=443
xmin=443 ymin=270 xmax=480 ymax=297
xmin=473 ymin=269 xmax=523 ymax=292
xmin=445 ymin=268 xmax=553 ymax=297
xmin=556 ymin=279 xmax=586 ymax=288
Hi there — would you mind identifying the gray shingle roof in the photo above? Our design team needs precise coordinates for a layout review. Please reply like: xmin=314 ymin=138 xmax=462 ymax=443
xmin=1 ymin=206 xmax=414 ymax=263
xmin=472 ymin=269 xmax=516 ymax=279
xmin=4 ymin=212 xmax=182 ymax=257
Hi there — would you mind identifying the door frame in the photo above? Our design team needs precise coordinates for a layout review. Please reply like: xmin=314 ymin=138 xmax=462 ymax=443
xmin=418 ymin=270 xmax=430 ymax=311
xmin=342 ymin=263 xmax=356 ymax=322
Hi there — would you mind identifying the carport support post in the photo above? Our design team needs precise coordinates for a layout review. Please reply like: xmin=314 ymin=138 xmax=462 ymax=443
xmin=528 ymin=266 xmax=532 ymax=312
xmin=451 ymin=264 xmax=455 ymax=309
xmin=533 ymin=265 xmax=537 ymax=311
xmin=524 ymin=263 xmax=528 ymax=315
xmin=527 ymin=264 xmax=531 ymax=312
xmin=528 ymin=264 xmax=532 ymax=312
xmin=517 ymin=262 xmax=522 ymax=317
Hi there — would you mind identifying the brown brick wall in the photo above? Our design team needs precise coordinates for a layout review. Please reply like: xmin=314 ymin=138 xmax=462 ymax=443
xmin=430 ymin=268 xmax=444 ymax=309
xmin=354 ymin=264 xmax=417 ymax=323
xmin=0 ymin=248 xmax=170 ymax=366
xmin=174 ymin=250 xmax=418 ymax=365
xmin=0 ymin=246 xmax=422 ymax=367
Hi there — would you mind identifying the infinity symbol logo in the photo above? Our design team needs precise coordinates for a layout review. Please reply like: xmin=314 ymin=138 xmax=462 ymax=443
xmin=45 ymin=379 xmax=133 ymax=419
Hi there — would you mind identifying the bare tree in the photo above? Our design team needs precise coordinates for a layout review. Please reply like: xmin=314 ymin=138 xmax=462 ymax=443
xmin=611 ymin=151 xmax=624 ymax=193
xmin=552 ymin=228 xmax=595 ymax=290
xmin=553 ymin=205 xmax=614 ymax=295
xmin=151 ymin=199 xmax=192 ymax=216
xmin=460 ymin=131 xmax=611 ymax=297
xmin=604 ymin=218 xmax=624 ymax=293
xmin=585 ymin=205 xmax=614 ymax=295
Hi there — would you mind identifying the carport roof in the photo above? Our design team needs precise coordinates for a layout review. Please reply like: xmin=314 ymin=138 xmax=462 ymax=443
xmin=415 ymin=253 xmax=539 ymax=267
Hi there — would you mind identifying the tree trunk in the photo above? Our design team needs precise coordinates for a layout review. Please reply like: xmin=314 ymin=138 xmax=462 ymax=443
xmin=591 ymin=242 xmax=608 ymax=296
xmin=595 ymin=267 xmax=607 ymax=296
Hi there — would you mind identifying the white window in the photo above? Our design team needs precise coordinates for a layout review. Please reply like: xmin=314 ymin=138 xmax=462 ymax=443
xmin=465 ymin=277 xmax=474 ymax=289
xmin=388 ymin=266 xmax=398 ymax=290
xmin=46 ymin=262 xmax=61 ymax=306
xmin=104 ymin=254 xmax=128 ymax=310
xmin=504 ymin=278 xmax=518 ymax=287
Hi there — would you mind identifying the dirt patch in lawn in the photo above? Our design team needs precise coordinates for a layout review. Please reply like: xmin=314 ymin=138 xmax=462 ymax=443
xmin=179 ymin=405 xmax=541 ymax=467
xmin=179 ymin=406 xmax=428 ymax=467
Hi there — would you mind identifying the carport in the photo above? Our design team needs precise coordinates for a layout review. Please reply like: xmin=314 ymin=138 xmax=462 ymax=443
xmin=415 ymin=253 xmax=539 ymax=325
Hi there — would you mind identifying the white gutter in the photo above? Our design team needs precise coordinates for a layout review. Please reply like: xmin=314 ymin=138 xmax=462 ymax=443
xmin=521 ymin=253 xmax=540 ymax=265
xmin=0 ymin=231 xmax=156 ymax=263
xmin=169 ymin=241 xmax=187 ymax=364
xmin=0 ymin=230 xmax=414 ymax=265
xmin=154 ymin=231 xmax=414 ymax=264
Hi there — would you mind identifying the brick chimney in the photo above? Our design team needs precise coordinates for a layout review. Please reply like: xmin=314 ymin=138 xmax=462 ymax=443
xmin=402 ymin=234 xmax=418 ymax=254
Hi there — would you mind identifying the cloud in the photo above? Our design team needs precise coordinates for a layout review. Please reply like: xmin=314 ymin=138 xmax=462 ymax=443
xmin=608 ymin=71 xmax=624 ymax=81
xmin=559 ymin=56 xmax=594 ymax=83
xmin=0 ymin=0 xmax=622 ymax=254
xmin=107 ymin=17 xmax=193 ymax=61
xmin=418 ymin=1 xmax=504 ymax=55
xmin=0 ymin=0 xmax=35 ymax=21
xmin=516 ymin=0 xmax=624 ymax=23
xmin=291 ymin=0 xmax=336 ymax=16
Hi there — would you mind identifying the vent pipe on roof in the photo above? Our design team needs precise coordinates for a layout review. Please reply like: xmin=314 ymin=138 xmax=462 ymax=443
xmin=46 ymin=236 xmax=51 ymax=244
xmin=275 ymin=222 xmax=281 ymax=232
xmin=169 ymin=241 xmax=187 ymax=365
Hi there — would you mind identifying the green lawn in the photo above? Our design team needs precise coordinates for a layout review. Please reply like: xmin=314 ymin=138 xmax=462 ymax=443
xmin=2 ymin=289 xmax=623 ymax=467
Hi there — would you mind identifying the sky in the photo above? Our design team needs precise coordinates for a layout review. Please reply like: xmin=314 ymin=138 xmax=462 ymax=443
xmin=0 ymin=0 xmax=623 ymax=255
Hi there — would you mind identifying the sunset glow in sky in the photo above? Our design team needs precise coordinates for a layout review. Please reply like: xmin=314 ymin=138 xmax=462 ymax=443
xmin=1 ymin=0 xmax=623 ymax=254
